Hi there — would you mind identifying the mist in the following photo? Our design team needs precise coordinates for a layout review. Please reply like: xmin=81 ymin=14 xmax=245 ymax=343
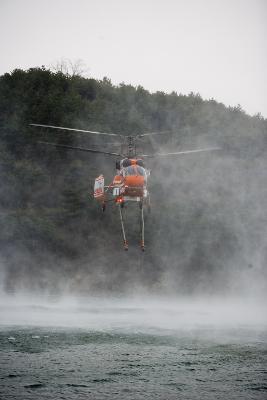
xmin=1 ymin=294 xmax=266 ymax=336
xmin=0 ymin=70 xmax=266 ymax=310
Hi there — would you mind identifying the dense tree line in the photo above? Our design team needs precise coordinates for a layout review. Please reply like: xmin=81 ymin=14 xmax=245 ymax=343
xmin=0 ymin=67 xmax=266 ymax=295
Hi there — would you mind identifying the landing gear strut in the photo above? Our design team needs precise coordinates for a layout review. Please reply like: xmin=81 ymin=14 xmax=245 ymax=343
xmin=140 ymin=202 xmax=145 ymax=251
xmin=118 ymin=204 xmax=128 ymax=250
xmin=118 ymin=201 xmax=145 ymax=251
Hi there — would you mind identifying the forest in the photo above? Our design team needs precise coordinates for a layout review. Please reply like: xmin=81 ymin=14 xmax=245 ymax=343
xmin=0 ymin=67 xmax=266 ymax=295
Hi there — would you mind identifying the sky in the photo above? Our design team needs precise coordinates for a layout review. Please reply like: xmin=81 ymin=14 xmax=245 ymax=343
xmin=0 ymin=0 xmax=266 ymax=117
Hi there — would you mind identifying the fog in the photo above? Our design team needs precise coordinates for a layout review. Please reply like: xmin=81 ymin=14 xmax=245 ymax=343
xmin=0 ymin=75 xmax=266 ymax=321
xmin=1 ymin=295 xmax=266 ymax=335
xmin=1 ymin=128 xmax=267 ymax=300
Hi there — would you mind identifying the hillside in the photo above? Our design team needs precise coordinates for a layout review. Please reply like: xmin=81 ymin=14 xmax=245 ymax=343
xmin=0 ymin=67 xmax=266 ymax=295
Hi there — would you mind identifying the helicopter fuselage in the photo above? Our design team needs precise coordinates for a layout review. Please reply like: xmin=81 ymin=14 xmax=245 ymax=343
xmin=94 ymin=157 xmax=150 ymax=208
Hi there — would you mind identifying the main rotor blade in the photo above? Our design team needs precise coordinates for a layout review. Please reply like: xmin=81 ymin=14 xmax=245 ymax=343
xmin=30 ymin=123 xmax=122 ymax=137
xmin=37 ymin=141 xmax=123 ymax=157
xmin=140 ymin=147 xmax=221 ymax=157
xmin=136 ymin=131 xmax=169 ymax=138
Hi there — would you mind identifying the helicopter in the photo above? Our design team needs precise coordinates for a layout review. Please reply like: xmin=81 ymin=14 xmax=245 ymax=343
xmin=30 ymin=123 xmax=220 ymax=251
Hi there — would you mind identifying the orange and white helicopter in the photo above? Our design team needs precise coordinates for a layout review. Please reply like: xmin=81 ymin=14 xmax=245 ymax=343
xmin=30 ymin=123 xmax=220 ymax=251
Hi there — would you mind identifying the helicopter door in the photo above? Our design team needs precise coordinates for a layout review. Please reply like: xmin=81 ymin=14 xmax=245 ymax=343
xmin=94 ymin=175 xmax=104 ymax=200
xmin=113 ymin=187 xmax=120 ymax=196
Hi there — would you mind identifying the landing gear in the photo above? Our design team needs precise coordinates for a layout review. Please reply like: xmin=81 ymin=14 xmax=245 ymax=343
xmin=118 ymin=204 xmax=128 ymax=251
xmin=140 ymin=203 xmax=145 ymax=251
xmin=147 ymin=197 xmax=151 ymax=214
xmin=118 ymin=200 xmax=145 ymax=251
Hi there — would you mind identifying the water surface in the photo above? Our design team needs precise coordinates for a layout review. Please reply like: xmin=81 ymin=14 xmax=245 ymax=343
xmin=0 ymin=296 xmax=266 ymax=399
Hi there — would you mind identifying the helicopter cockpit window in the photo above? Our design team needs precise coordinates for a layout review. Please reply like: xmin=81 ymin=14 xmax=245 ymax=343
xmin=122 ymin=166 xmax=146 ymax=177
